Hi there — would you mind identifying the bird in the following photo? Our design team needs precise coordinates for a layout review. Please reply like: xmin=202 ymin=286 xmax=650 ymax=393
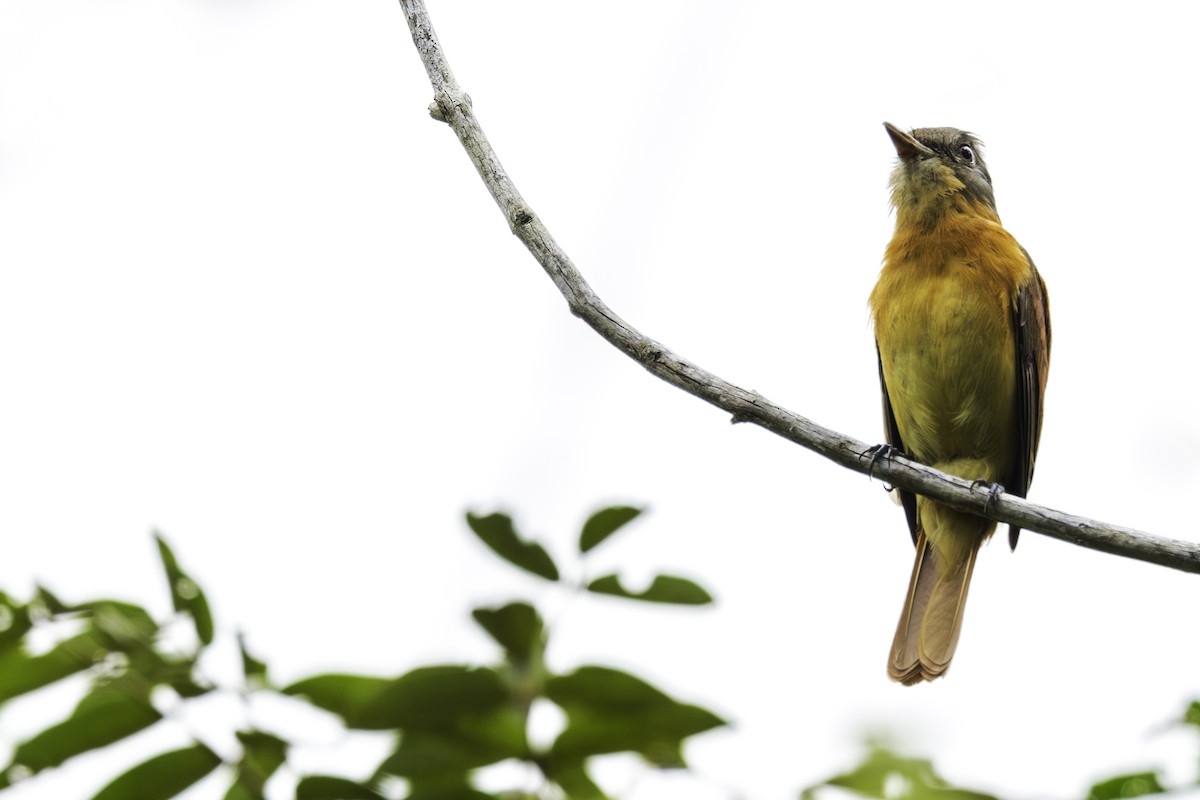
xmin=869 ymin=122 xmax=1050 ymax=684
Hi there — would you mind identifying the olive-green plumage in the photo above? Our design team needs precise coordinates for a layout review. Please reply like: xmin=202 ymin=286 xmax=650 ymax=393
xmin=871 ymin=123 xmax=1050 ymax=684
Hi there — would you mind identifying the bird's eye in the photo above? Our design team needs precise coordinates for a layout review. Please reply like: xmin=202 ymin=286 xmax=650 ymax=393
xmin=958 ymin=144 xmax=975 ymax=164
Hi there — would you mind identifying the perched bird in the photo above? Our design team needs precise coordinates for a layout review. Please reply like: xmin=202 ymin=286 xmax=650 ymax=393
xmin=870 ymin=123 xmax=1050 ymax=684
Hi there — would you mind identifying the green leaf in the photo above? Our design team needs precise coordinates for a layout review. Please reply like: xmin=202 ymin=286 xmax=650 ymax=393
xmin=585 ymin=574 xmax=713 ymax=605
xmin=579 ymin=506 xmax=643 ymax=553
xmin=546 ymin=666 xmax=724 ymax=766
xmin=82 ymin=601 xmax=159 ymax=652
xmin=91 ymin=744 xmax=222 ymax=800
xmin=296 ymin=775 xmax=386 ymax=800
xmin=282 ymin=674 xmax=393 ymax=729
xmin=223 ymin=781 xmax=258 ymax=800
xmin=0 ymin=593 xmax=33 ymax=652
xmin=239 ymin=632 xmax=269 ymax=685
xmin=225 ymin=731 xmax=288 ymax=798
xmin=155 ymin=533 xmax=215 ymax=646
xmin=1087 ymin=772 xmax=1166 ymax=800
xmin=1182 ymin=700 xmax=1200 ymax=729
xmin=471 ymin=603 xmax=544 ymax=665
xmin=465 ymin=512 xmax=558 ymax=581
xmin=0 ymin=630 xmax=103 ymax=705
xmin=285 ymin=666 xmax=527 ymax=760
xmin=376 ymin=667 xmax=527 ymax=770
xmin=11 ymin=679 xmax=161 ymax=773
xmin=405 ymin=781 xmax=497 ymax=800
xmin=34 ymin=584 xmax=71 ymax=615
xmin=546 ymin=760 xmax=611 ymax=800
xmin=160 ymin=659 xmax=212 ymax=699
xmin=333 ymin=667 xmax=528 ymax=778
xmin=381 ymin=731 xmax=508 ymax=779
xmin=801 ymin=746 xmax=998 ymax=800
xmin=370 ymin=666 xmax=515 ymax=734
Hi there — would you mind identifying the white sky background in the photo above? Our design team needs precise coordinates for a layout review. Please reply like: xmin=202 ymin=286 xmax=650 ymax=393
xmin=2 ymin=1 xmax=1200 ymax=799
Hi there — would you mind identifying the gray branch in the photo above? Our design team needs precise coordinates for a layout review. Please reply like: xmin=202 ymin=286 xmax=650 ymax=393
xmin=397 ymin=0 xmax=1200 ymax=575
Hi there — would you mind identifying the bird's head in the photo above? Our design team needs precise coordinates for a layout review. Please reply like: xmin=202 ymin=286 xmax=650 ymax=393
xmin=884 ymin=122 xmax=998 ymax=225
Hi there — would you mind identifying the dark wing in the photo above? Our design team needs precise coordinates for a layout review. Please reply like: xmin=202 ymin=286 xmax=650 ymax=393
xmin=1006 ymin=248 xmax=1051 ymax=549
xmin=878 ymin=349 xmax=919 ymax=544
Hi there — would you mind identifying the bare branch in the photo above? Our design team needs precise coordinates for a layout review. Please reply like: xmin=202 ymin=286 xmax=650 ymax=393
xmin=396 ymin=0 xmax=1200 ymax=575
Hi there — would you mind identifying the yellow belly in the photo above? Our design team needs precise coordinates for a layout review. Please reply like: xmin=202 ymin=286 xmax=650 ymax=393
xmin=871 ymin=212 xmax=1031 ymax=559
xmin=873 ymin=258 xmax=1020 ymax=560
xmin=876 ymin=264 xmax=1017 ymax=482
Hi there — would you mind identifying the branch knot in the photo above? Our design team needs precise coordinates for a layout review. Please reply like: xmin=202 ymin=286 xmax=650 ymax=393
xmin=632 ymin=340 xmax=663 ymax=368
xmin=509 ymin=206 xmax=534 ymax=229
xmin=429 ymin=89 xmax=471 ymax=124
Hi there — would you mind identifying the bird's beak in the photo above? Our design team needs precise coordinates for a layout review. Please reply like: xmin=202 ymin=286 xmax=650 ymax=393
xmin=884 ymin=122 xmax=934 ymax=159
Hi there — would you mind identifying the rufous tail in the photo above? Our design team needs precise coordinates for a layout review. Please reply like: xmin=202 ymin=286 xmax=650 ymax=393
xmin=888 ymin=529 xmax=980 ymax=684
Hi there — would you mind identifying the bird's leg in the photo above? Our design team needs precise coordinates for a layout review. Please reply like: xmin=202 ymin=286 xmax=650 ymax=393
xmin=970 ymin=479 xmax=1006 ymax=516
xmin=863 ymin=443 xmax=904 ymax=482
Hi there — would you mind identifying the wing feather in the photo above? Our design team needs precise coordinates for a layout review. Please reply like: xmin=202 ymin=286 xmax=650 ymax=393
xmin=877 ymin=351 xmax=919 ymax=544
xmin=1006 ymin=248 xmax=1051 ymax=549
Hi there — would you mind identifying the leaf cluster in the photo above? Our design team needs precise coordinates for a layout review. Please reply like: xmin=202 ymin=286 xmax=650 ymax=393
xmin=802 ymin=703 xmax=1200 ymax=800
xmin=0 ymin=506 xmax=722 ymax=799
xmin=3 ymin=503 xmax=1200 ymax=800
xmin=0 ymin=533 xmax=272 ymax=799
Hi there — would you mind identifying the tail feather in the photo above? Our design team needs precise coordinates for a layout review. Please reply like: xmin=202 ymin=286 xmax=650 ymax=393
xmin=888 ymin=530 xmax=980 ymax=684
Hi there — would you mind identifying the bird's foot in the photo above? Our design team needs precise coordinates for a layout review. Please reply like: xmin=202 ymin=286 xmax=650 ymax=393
xmin=970 ymin=479 xmax=1006 ymax=515
xmin=863 ymin=443 xmax=903 ymax=483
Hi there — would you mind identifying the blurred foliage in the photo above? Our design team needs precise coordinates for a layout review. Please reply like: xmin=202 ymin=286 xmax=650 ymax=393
xmin=0 ymin=505 xmax=720 ymax=799
xmin=801 ymin=744 xmax=999 ymax=800
xmin=0 ymin=506 xmax=1197 ymax=799
xmin=800 ymin=698 xmax=1200 ymax=800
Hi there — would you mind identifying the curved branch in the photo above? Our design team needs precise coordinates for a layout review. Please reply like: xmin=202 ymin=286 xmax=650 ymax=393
xmin=397 ymin=0 xmax=1200 ymax=575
